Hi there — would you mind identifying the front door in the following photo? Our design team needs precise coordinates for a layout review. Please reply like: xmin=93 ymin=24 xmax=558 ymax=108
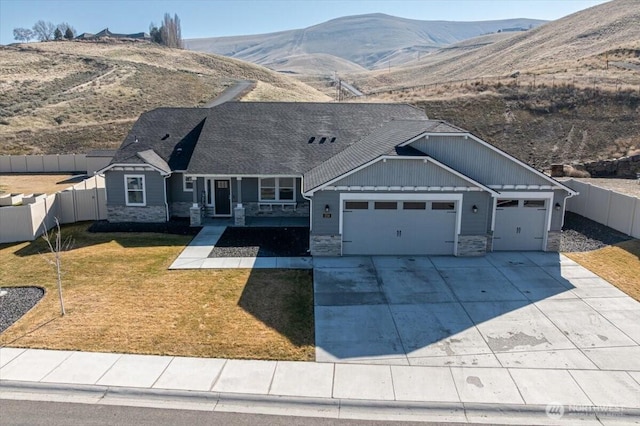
xmin=206 ymin=178 xmax=231 ymax=216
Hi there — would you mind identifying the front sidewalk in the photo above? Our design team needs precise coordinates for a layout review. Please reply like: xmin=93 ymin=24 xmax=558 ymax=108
xmin=1 ymin=347 xmax=639 ymax=423
xmin=169 ymin=226 xmax=312 ymax=270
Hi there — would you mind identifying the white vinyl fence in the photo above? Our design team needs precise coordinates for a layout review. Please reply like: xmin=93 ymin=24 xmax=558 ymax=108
xmin=564 ymin=179 xmax=640 ymax=239
xmin=0 ymin=154 xmax=87 ymax=173
xmin=0 ymin=175 xmax=106 ymax=244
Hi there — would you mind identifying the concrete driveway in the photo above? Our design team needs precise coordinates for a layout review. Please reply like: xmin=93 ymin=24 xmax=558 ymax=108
xmin=314 ymin=252 xmax=640 ymax=369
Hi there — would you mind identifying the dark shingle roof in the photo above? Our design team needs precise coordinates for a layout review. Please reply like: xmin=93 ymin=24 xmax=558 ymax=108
xmin=111 ymin=108 xmax=208 ymax=171
xmin=186 ymin=102 xmax=427 ymax=175
xmin=303 ymin=120 xmax=465 ymax=192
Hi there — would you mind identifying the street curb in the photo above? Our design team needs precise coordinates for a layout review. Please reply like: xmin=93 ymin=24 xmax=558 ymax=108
xmin=3 ymin=380 xmax=640 ymax=423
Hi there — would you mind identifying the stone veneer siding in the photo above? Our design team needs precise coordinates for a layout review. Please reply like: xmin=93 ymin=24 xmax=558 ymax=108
xmin=170 ymin=201 xmax=193 ymax=218
xmin=310 ymin=234 xmax=342 ymax=256
xmin=107 ymin=205 xmax=166 ymax=223
xmin=545 ymin=230 xmax=561 ymax=252
xmin=457 ymin=235 xmax=489 ymax=256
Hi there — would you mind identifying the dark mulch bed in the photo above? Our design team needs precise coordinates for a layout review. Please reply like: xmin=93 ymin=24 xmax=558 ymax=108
xmin=0 ymin=287 xmax=45 ymax=333
xmin=561 ymin=211 xmax=633 ymax=252
xmin=210 ymin=227 xmax=310 ymax=257
xmin=88 ymin=219 xmax=201 ymax=236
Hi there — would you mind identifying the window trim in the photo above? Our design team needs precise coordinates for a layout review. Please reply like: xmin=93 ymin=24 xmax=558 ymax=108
xmin=124 ymin=174 xmax=146 ymax=206
xmin=183 ymin=175 xmax=194 ymax=192
xmin=259 ymin=177 xmax=296 ymax=202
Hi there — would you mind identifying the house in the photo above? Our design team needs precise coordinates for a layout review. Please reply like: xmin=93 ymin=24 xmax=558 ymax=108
xmin=76 ymin=28 xmax=150 ymax=41
xmin=99 ymin=102 xmax=576 ymax=256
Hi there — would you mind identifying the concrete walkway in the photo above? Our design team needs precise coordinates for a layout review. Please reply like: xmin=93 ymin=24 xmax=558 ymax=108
xmin=1 ymin=347 xmax=639 ymax=423
xmin=169 ymin=226 xmax=312 ymax=270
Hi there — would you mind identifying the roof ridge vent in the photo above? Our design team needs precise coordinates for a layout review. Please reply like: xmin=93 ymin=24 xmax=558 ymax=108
xmin=319 ymin=137 xmax=327 ymax=144
xmin=308 ymin=137 xmax=315 ymax=144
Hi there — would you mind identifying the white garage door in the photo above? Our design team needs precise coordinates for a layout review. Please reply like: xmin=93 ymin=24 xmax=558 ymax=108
xmin=493 ymin=198 xmax=548 ymax=251
xmin=342 ymin=199 xmax=457 ymax=255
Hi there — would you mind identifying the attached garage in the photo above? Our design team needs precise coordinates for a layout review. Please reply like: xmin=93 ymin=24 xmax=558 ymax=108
xmin=492 ymin=194 xmax=552 ymax=251
xmin=340 ymin=194 xmax=461 ymax=256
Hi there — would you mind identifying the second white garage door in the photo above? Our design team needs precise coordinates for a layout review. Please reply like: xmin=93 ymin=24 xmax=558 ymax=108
xmin=493 ymin=198 xmax=549 ymax=251
xmin=342 ymin=199 xmax=458 ymax=255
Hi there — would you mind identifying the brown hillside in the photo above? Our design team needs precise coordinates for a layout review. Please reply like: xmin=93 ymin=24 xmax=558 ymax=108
xmin=416 ymin=85 xmax=640 ymax=170
xmin=0 ymin=41 xmax=330 ymax=155
xmin=356 ymin=0 xmax=640 ymax=93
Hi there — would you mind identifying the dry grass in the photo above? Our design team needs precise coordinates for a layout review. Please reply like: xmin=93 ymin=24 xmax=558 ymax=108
xmin=0 ymin=42 xmax=330 ymax=155
xmin=565 ymin=239 xmax=640 ymax=302
xmin=0 ymin=223 xmax=315 ymax=361
xmin=0 ymin=174 xmax=76 ymax=195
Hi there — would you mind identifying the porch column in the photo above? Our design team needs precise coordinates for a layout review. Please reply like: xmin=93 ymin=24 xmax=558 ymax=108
xmin=189 ymin=176 xmax=203 ymax=227
xmin=234 ymin=177 xmax=245 ymax=226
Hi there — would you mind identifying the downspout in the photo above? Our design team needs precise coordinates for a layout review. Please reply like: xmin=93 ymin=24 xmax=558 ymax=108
xmin=163 ymin=174 xmax=170 ymax=222
xmin=300 ymin=175 xmax=313 ymax=232
xmin=560 ymin=190 xmax=578 ymax=228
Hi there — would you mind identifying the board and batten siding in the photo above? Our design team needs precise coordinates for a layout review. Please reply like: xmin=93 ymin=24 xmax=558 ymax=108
xmin=460 ymin=191 xmax=492 ymax=235
xmin=332 ymin=158 xmax=473 ymax=188
xmin=105 ymin=170 xmax=166 ymax=206
xmin=410 ymin=136 xmax=551 ymax=187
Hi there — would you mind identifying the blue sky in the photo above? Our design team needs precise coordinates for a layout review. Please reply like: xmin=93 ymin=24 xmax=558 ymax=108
xmin=0 ymin=0 xmax=609 ymax=45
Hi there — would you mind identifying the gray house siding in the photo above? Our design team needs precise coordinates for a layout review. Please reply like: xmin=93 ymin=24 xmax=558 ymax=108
xmin=410 ymin=136 xmax=551 ymax=187
xmin=168 ymin=173 xmax=194 ymax=217
xmin=332 ymin=159 xmax=473 ymax=188
xmin=105 ymin=170 xmax=167 ymax=222
xmin=460 ymin=191 xmax=492 ymax=235
xmin=312 ymin=191 xmax=341 ymax=235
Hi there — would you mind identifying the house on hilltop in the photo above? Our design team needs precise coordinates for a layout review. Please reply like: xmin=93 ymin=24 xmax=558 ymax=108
xmin=99 ymin=102 xmax=576 ymax=257
xmin=76 ymin=28 xmax=149 ymax=41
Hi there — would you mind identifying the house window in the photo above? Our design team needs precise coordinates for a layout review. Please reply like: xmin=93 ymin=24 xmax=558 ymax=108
xmin=125 ymin=175 xmax=146 ymax=206
xmin=403 ymin=202 xmax=426 ymax=210
xmin=374 ymin=201 xmax=397 ymax=210
xmin=183 ymin=175 xmax=194 ymax=192
xmin=345 ymin=201 xmax=368 ymax=210
xmin=259 ymin=177 xmax=296 ymax=202
xmin=432 ymin=202 xmax=455 ymax=210
xmin=497 ymin=199 xmax=519 ymax=208
xmin=524 ymin=199 xmax=545 ymax=208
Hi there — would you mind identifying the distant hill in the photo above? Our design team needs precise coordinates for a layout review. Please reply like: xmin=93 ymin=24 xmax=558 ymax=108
xmin=0 ymin=41 xmax=330 ymax=155
xmin=185 ymin=14 xmax=546 ymax=74
xmin=357 ymin=0 xmax=640 ymax=92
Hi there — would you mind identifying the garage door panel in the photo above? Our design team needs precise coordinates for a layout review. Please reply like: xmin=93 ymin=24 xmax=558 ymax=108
xmin=342 ymin=199 xmax=457 ymax=256
xmin=493 ymin=199 xmax=548 ymax=251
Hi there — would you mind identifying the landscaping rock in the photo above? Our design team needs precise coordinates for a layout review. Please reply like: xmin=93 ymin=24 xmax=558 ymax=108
xmin=0 ymin=287 xmax=44 ymax=333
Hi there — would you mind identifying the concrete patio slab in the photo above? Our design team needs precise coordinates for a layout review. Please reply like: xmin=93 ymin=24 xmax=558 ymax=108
xmin=570 ymin=370 xmax=640 ymax=408
xmin=313 ymin=256 xmax=374 ymax=269
xmin=582 ymin=347 xmax=640 ymax=371
xmin=0 ymin=348 xmax=26 ymax=368
xmin=0 ymin=349 xmax=73 ymax=382
xmin=438 ymin=267 xmax=527 ymax=301
xmin=371 ymin=256 xmax=435 ymax=270
xmin=485 ymin=252 xmax=537 ymax=268
xmin=41 ymin=351 xmax=121 ymax=385
xmin=429 ymin=256 xmax=492 ymax=269
xmin=534 ymin=298 xmax=638 ymax=348
xmin=509 ymin=368 xmax=592 ymax=405
xmin=408 ymin=353 xmax=502 ymax=368
xmin=315 ymin=305 xmax=405 ymax=361
xmin=450 ymin=367 xmax=524 ymax=404
xmin=269 ymin=361 xmax=334 ymax=398
xmin=463 ymin=301 xmax=576 ymax=353
xmin=389 ymin=303 xmax=493 ymax=358
xmin=211 ymin=359 xmax=276 ymax=394
xmin=152 ymin=357 xmax=226 ymax=391
xmin=390 ymin=365 xmax=459 ymax=402
xmin=377 ymin=268 xmax=456 ymax=304
xmin=332 ymin=364 xmax=395 ymax=400
xmin=495 ymin=349 xmax=598 ymax=370
xmin=521 ymin=252 xmax=579 ymax=267
xmin=96 ymin=354 xmax=172 ymax=388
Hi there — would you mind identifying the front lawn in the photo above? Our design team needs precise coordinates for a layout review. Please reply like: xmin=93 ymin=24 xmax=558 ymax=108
xmin=565 ymin=239 xmax=640 ymax=302
xmin=0 ymin=223 xmax=314 ymax=361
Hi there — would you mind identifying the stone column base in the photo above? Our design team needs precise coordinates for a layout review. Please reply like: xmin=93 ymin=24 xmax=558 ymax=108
xmin=546 ymin=230 xmax=561 ymax=252
xmin=190 ymin=205 xmax=203 ymax=227
xmin=310 ymin=234 xmax=342 ymax=256
xmin=234 ymin=205 xmax=246 ymax=226
xmin=457 ymin=235 xmax=489 ymax=256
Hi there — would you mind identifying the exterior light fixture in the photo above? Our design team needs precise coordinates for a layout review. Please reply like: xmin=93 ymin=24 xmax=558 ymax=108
xmin=555 ymin=202 xmax=561 ymax=211
xmin=324 ymin=204 xmax=330 ymax=213
xmin=472 ymin=205 xmax=478 ymax=213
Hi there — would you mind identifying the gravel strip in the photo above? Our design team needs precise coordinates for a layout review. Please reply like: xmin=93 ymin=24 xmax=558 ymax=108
xmin=0 ymin=287 xmax=45 ymax=333
xmin=561 ymin=211 xmax=633 ymax=252
xmin=210 ymin=227 xmax=310 ymax=257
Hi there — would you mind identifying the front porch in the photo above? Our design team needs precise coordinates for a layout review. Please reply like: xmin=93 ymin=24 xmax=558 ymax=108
xmin=202 ymin=216 xmax=309 ymax=227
